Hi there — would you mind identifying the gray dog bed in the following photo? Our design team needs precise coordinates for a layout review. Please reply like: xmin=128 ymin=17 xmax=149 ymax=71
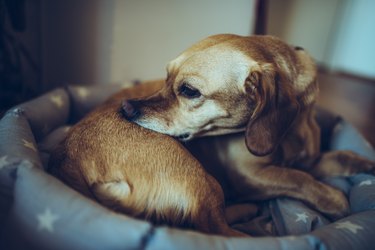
xmin=1 ymin=84 xmax=375 ymax=250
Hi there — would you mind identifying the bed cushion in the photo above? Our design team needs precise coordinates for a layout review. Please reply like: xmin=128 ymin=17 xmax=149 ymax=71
xmin=1 ymin=84 xmax=375 ymax=250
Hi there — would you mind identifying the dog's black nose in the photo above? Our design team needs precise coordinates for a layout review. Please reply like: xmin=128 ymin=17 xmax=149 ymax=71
xmin=121 ymin=100 xmax=140 ymax=120
xmin=177 ymin=133 xmax=190 ymax=140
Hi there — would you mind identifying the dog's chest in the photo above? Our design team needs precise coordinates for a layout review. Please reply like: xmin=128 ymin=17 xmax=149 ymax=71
xmin=280 ymin=134 xmax=316 ymax=171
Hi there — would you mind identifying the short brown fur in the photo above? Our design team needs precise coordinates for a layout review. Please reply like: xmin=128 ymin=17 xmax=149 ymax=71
xmin=48 ymin=80 xmax=244 ymax=236
xmin=124 ymin=35 xmax=375 ymax=219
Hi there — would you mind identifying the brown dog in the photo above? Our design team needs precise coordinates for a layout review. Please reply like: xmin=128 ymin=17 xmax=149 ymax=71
xmin=48 ymin=80 xmax=244 ymax=237
xmin=122 ymin=34 xmax=375 ymax=219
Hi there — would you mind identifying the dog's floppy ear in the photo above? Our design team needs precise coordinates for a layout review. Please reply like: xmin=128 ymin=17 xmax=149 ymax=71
xmin=245 ymin=64 xmax=300 ymax=156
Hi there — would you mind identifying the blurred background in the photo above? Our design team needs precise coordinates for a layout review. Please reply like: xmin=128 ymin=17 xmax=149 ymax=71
xmin=1 ymin=0 xmax=374 ymax=145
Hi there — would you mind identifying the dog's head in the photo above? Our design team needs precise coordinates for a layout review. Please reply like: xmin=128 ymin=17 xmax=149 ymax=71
xmin=122 ymin=34 xmax=318 ymax=156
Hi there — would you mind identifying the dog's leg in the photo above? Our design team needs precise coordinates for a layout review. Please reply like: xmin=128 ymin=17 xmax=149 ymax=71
xmin=225 ymin=203 xmax=258 ymax=225
xmin=193 ymin=175 xmax=248 ymax=237
xmin=92 ymin=178 xmax=246 ymax=237
xmin=91 ymin=180 xmax=133 ymax=212
xmin=309 ymin=150 xmax=375 ymax=179
xmin=195 ymin=203 xmax=248 ymax=237
xmin=238 ymin=166 xmax=349 ymax=220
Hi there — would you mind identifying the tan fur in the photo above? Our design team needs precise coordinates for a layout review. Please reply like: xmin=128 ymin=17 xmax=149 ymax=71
xmin=48 ymin=80 xmax=244 ymax=236
xmin=125 ymin=34 xmax=375 ymax=219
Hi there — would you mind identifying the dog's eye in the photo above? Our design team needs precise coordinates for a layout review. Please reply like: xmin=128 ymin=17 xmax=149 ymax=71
xmin=179 ymin=83 xmax=201 ymax=98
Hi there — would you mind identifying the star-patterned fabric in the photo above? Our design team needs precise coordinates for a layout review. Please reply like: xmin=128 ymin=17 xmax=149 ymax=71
xmin=1 ymin=84 xmax=375 ymax=250
xmin=295 ymin=212 xmax=309 ymax=223
xmin=37 ymin=208 xmax=60 ymax=233
xmin=334 ymin=221 xmax=363 ymax=234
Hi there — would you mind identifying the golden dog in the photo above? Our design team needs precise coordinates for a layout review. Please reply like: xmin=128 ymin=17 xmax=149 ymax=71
xmin=48 ymin=81 xmax=244 ymax=237
xmin=122 ymin=34 xmax=375 ymax=219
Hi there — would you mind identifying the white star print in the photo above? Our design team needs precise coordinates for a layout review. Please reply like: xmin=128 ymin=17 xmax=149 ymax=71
xmin=10 ymin=108 xmax=23 ymax=116
xmin=295 ymin=212 xmax=309 ymax=223
xmin=286 ymin=236 xmax=297 ymax=241
xmin=0 ymin=156 xmax=9 ymax=170
xmin=359 ymin=180 xmax=373 ymax=187
xmin=37 ymin=208 xmax=59 ymax=233
xmin=333 ymin=123 xmax=343 ymax=133
xmin=76 ymin=87 xmax=90 ymax=99
xmin=335 ymin=221 xmax=363 ymax=234
xmin=23 ymin=160 xmax=34 ymax=169
xmin=22 ymin=139 xmax=37 ymax=152
xmin=50 ymin=94 xmax=64 ymax=108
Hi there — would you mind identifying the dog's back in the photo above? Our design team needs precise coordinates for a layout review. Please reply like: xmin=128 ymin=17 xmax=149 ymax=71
xmin=48 ymin=83 xmax=243 ymax=236
xmin=50 ymin=102 xmax=200 ymax=223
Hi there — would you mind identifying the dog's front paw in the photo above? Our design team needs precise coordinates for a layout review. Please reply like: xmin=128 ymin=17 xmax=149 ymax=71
xmin=315 ymin=186 xmax=350 ymax=220
xmin=338 ymin=151 xmax=375 ymax=175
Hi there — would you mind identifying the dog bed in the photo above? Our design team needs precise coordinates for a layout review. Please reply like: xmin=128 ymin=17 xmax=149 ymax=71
xmin=1 ymin=84 xmax=375 ymax=250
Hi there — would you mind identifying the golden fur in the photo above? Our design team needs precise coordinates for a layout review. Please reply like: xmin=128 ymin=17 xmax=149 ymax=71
xmin=49 ymin=81 xmax=244 ymax=236
xmin=122 ymin=34 xmax=375 ymax=219
xmin=49 ymin=34 xmax=375 ymax=236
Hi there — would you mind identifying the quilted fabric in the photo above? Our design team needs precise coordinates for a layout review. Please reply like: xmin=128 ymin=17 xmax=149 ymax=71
xmin=1 ymin=84 xmax=375 ymax=250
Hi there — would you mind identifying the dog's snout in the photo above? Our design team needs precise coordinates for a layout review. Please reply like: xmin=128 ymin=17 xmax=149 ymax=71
xmin=122 ymin=100 xmax=141 ymax=120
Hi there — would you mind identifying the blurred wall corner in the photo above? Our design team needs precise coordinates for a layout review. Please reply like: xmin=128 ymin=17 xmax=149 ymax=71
xmin=109 ymin=0 xmax=257 ymax=85
xmin=2 ymin=0 xmax=259 ymax=114
xmin=266 ymin=0 xmax=375 ymax=81
xmin=266 ymin=0 xmax=341 ymax=66
xmin=326 ymin=0 xmax=375 ymax=80
xmin=39 ymin=0 xmax=257 ymax=88
xmin=40 ymin=0 xmax=115 ymax=89
xmin=254 ymin=0 xmax=268 ymax=35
